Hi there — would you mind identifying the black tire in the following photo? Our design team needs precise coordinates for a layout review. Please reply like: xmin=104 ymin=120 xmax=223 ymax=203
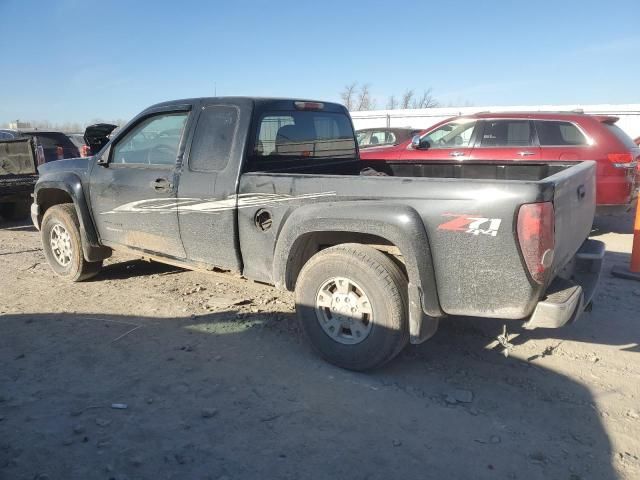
xmin=295 ymin=243 xmax=409 ymax=371
xmin=41 ymin=203 xmax=102 ymax=282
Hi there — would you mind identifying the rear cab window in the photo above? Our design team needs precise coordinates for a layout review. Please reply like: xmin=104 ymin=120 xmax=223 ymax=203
xmin=247 ymin=102 xmax=356 ymax=172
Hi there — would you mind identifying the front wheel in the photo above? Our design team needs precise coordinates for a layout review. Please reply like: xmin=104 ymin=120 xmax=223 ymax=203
xmin=41 ymin=204 xmax=102 ymax=282
xmin=295 ymin=243 xmax=409 ymax=371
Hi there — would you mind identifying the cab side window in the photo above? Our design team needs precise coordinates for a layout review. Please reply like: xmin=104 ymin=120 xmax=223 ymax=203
xmin=111 ymin=112 xmax=188 ymax=165
xmin=189 ymin=105 xmax=239 ymax=172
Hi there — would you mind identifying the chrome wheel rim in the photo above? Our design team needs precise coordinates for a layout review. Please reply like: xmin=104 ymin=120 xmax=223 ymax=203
xmin=50 ymin=224 xmax=72 ymax=267
xmin=315 ymin=276 xmax=373 ymax=345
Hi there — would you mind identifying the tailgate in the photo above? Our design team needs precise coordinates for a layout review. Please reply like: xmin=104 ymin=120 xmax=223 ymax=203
xmin=0 ymin=138 xmax=37 ymax=176
xmin=548 ymin=161 xmax=596 ymax=277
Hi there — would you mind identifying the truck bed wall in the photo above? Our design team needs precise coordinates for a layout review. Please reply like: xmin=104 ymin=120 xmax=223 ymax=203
xmin=0 ymin=139 xmax=37 ymax=176
xmin=238 ymin=172 xmax=556 ymax=319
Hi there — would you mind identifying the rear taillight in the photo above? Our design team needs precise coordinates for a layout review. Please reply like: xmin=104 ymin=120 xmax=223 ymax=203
xmin=80 ymin=145 xmax=91 ymax=157
xmin=517 ymin=202 xmax=555 ymax=284
xmin=607 ymin=152 xmax=633 ymax=164
xmin=56 ymin=146 xmax=64 ymax=160
xmin=36 ymin=145 xmax=45 ymax=166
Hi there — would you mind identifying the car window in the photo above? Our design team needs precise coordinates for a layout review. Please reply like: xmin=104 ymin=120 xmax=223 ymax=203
xmin=604 ymin=124 xmax=637 ymax=150
xmin=32 ymin=132 xmax=76 ymax=150
xmin=421 ymin=120 xmax=476 ymax=148
xmin=534 ymin=121 xmax=588 ymax=146
xmin=356 ymin=131 xmax=368 ymax=145
xmin=189 ymin=105 xmax=239 ymax=172
xmin=0 ymin=131 xmax=15 ymax=140
xmin=370 ymin=130 xmax=396 ymax=145
xmin=111 ymin=113 xmax=188 ymax=165
xmin=480 ymin=120 xmax=532 ymax=147
xmin=253 ymin=111 xmax=355 ymax=158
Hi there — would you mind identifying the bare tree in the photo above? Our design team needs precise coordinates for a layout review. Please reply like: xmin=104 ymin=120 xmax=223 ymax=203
xmin=386 ymin=95 xmax=398 ymax=110
xmin=412 ymin=88 xmax=439 ymax=109
xmin=340 ymin=82 xmax=358 ymax=110
xmin=355 ymin=83 xmax=374 ymax=111
xmin=400 ymin=89 xmax=414 ymax=109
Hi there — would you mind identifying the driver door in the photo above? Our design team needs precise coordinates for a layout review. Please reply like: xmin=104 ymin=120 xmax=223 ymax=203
xmin=398 ymin=119 xmax=478 ymax=161
xmin=89 ymin=108 xmax=191 ymax=258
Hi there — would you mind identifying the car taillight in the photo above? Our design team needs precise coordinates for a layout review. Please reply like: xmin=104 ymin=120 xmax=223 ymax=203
xmin=294 ymin=101 xmax=324 ymax=110
xmin=80 ymin=145 xmax=91 ymax=157
xmin=36 ymin=145 xmax=45 ymax=166
xmin=517 ymin=202 xmax=555 ymax=284
xmin=607 ymin=152 xmax=633 ymax=164
xmin=56 ymin=146 xmax=64 ymax=160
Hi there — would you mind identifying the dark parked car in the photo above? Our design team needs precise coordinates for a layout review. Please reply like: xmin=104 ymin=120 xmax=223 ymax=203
xmin=0 ymin=129 xmax=80 ymax=163
xmin=66 ymin=133 xmax=92 ymax=157
xmin=31 ymin=97 xmax=603 ymax=370
xmin=0 ymin=137 xmax=38 ymax=219
xmin=356 ymin=127 xmax=419 ymax=148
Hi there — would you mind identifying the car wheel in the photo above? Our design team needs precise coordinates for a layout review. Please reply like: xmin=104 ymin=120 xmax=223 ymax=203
xmin=295 ymin=243 xmax=409 ymax=371
xmin=41 ymin=204 xmax=102 ymax=282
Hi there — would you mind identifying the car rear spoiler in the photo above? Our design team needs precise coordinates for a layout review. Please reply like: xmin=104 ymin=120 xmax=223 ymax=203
xmin=592 ymin=115 xmax=619 ymax=124
xmin=84 ymin=123 xmax=118 ymax=154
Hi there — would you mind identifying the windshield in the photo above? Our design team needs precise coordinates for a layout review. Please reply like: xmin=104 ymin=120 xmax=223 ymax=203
xmin=253 ymin=111 xmax=356 ymax=159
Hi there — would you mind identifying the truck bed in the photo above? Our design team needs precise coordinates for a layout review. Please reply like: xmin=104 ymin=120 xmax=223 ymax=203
xmin=238 ymin=159 xmax=596 ymax=319
xmin=1 ymin=138 xmax=38 ymax=203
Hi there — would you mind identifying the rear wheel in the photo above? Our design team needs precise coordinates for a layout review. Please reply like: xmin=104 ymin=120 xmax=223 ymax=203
xmin=41 ymin=204 xmax=102 ymax=281
xmin=295 ymin=243 xmax=409 ymax=371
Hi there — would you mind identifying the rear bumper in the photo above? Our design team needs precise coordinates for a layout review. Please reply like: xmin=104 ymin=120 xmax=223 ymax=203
xmin=524 ymin=239 xmax=605 ymax=329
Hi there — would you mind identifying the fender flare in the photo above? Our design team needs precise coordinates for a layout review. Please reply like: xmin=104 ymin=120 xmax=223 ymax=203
xmin=34 ymin=173 xmax=110 ymax=262
xmin=272 ymin=201 xmax=444 ymax=343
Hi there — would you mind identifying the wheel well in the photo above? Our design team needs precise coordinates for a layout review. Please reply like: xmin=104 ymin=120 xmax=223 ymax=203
xmin=285 ymin=231 xmax=405 ymax=290
xmin=38 ymin=188 xmax=74 ymax=216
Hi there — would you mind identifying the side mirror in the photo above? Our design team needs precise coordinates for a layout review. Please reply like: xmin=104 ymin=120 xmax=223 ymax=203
xmin=96 ymin=146 xmax=111 ymax=166
xmin=411 ymin=135 xmax=428 ymax=149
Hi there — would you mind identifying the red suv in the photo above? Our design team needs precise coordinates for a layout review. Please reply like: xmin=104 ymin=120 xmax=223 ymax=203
xmin=360 ymin=112 xmax=640 ymax=214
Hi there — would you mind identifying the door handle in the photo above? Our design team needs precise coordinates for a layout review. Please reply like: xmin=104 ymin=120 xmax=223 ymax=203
xmin=517 ymin=151 xmax=535 ymax=156
xmin=449 ymin=151 xmax=465 ymax=157
xmin=152 ymin=178 xmax=172 ymax=192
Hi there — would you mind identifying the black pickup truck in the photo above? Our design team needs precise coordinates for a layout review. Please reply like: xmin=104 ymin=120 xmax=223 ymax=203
xmin=31 ymin=97 xmax=604 ymax=370
xmin=1 ymin=137 xmax=38 ymax=219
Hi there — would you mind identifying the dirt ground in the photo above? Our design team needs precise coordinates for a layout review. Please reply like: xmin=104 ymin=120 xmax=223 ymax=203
xmin=1 ymin=212 xmax=639 ymax=480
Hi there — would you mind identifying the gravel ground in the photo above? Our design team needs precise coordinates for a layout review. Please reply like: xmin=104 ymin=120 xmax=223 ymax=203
xmin=1 ymin=212 xmax=639 ymax=480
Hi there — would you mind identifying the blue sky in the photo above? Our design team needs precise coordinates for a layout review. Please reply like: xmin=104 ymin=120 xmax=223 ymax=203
xmin=1 ymin=0 xmax=639 ymax=124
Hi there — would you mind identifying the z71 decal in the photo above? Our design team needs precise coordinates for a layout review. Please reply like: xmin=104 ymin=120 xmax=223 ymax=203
xmin=438 ymin=214 xmax=502 ymax=237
